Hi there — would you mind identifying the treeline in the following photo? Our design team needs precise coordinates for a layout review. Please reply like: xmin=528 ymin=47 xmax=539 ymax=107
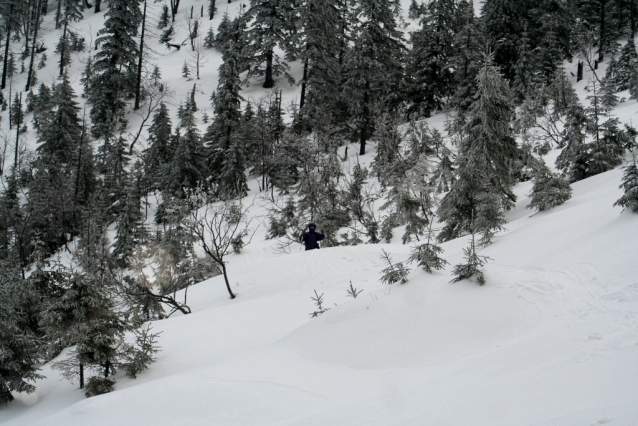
xmin=1 ymin=0 xmax=638 ymax=404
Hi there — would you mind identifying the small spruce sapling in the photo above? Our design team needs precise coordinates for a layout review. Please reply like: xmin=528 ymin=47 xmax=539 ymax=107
xmin=310 ymin=290 xmax=329 ymax=318
xmin=408 ymin=223 xmax=448 ymax=273
xmin=379 ymin=249 xmax=410 ymax=285
xmin=182 ymin=61 xmax=190 ymax=78
xmin=84 ymin=377 xmax=115 ymax=398
xmin=450 ymin=226 xmax=490 ymax=286
xmin=614 ymin=154 xmax=638 ymax=213
xmin=527 ymin=164 xmax=572 ymax=211
xmin=123 ymin=326 xmax=162 ymax=379
xmin=346 ymin=281 xmax=363 ymax=298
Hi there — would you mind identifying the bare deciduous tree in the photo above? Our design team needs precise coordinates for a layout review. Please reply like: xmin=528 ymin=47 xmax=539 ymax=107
xmin=182 ymin=190 xmax=255 ymax=299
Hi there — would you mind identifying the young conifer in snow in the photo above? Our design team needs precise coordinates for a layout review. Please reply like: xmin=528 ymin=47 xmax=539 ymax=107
xmin=527 ymin=163 xmax=572 ymax=211
xmin=310 ymin=290 xmax=329 ymax=318
xmin=0 ymin=261 xmax=42 ymax=404
xmin=450 ymin=224 xmax=490 ymax=286
xmin=379 ymin=249 xmax=410 ymax=285
xmin=614 ymin=155 xmax=638 ymax=213
xmin=408 ymin=223 xmax=448 ymax=273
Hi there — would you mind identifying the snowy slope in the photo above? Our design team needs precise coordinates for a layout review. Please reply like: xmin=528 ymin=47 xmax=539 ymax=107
xmin=1 ymin=162 xmax=637 ymax=426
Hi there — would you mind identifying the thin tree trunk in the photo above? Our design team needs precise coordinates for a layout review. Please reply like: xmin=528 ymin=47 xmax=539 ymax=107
xmin=134 ymin=0 xmax=147 ymax=110
xmin=59 ymin=20 xmax=67 ymax=76
xmin=599 ymin=0 xmax=607 ymax=61
xmin=220 ymin=262 xmax=236 ymax=299
xmin=79 ymin=363 xmax=84 ymax=389
xmin=55 ymin=0 xmax=62 ymax=27
xmin=209 ymin=0 xmax=215 ymax=20
xmin=26 ymin=0 xmax=41 ymax=91
xmin=14 ymin=92 xmax=21 ymax=170
xmin=631 ymin=0 xmax=636 ymax=39
xmin=299 ymin=55 xmax=309 ymax=111
xmin=359 ymin=81 xmax=370 ymax=156
xmin=263 ymin=48 xmax=274 ymax=88
xmin=1 ymin=4 xmax=13 ymax=90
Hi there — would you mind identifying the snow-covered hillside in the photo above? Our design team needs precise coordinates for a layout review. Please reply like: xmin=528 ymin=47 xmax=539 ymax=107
xmin=1 ymin=0 xmax=638 ymax=424
xmin=1 ymin=148 xmax=638 ymax=426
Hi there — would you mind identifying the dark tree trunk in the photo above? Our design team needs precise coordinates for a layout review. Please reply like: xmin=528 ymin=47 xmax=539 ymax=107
xmin=263 ymin=48 xmax=274 ymax=88
xmin=59 ymin=21 xmax=67 ymax=76
xmin=14 ymin=92 xmax=21 ymax=170
xmin=299 ymin=46 xmax=309 ymax=111
xmin=599 ymin=0 xmax=607 ymax=61
xmin=1 ymin=4 xmax=13 ymax=90
xmin=94 ymin=0 xmax=101 ymax=13
xmin=79 ymin=363 xmax=84 ymax=389
xmin=359 ymin=81 xmax=370 ymax=156
xmin=631 ymin=0 xmax=636 ymax=39
xmin=220 ymin=262 xmax=236 ymax=299
xmin=55 ymin=0 xmax=62 ymax=28
xmin=209 ymin=0 xmax=215 ymax=19
xmin=134 ymin=0 xmax=147 ymax=110
xmin=25 ymin=0 xmax=41 ymax=91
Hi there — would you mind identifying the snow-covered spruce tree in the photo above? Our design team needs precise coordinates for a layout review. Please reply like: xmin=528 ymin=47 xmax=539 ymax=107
xmin=162 ymin=99 xmax=206 ymax=199
xmin=585 ymin=79 xmax=625 ymax=177
xmin=406 ymin=0 xmax=461 ymax=117
xmin=527 ymin=163 xmax=572 ymax=211
xmin=89 ymin=0 xmax=142 ymax=139
xmin=142 ymin=102 xmax=173 ymax=192
xmin=206 ymin=39 xmax=248 ymax=199
xmin=438 ymin=55 xmax=519 ymax=245
xmin=37 ymin=72 xmax=82 ymax=164
xmin=379 ymin=249 xmax=410 ymax=285
xmin=343 ymin=0 xmax=405 ymax=155
xmin=450 ymin=0 xmax=484 ymax=112
xmin=0 ymin=260 xmax=42 ymax=404
xmin=614 ymin=156 xmax=638 ymax=213
xmin=408 ymin=223 xmax=448 ymax=273
xmin=42 ymin=263 xmax=126 ymax=388
xmin=245 ymin=0 xmax=298 ymax=88
xmin=372 ymin=112 xmax=406 ymax=187
xmin=112 ymin=178 xmax=146 ymax=268
xmin=296 ymin=0 xmax=342 ymax=132
xmin=450 ymin=224 xmax=490 ymax=286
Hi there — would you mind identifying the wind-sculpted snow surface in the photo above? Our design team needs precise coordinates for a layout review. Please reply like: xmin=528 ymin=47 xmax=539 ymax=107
xmin=2 ymin=167 xmax=638 ymax=425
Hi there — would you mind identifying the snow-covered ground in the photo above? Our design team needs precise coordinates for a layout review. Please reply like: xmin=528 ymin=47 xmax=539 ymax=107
xmin=1 ymin=0 xmax=638 ymax=424
xmin=2 ymin=156 xmax=638 ymax=426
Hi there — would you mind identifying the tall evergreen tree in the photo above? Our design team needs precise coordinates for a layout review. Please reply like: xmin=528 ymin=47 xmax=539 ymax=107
xmin=163 ymin=101 xmax=206 ymax=198
xmin=297 ymin=0 xmax=341 ymax=130
xmin=142 ymin=103 xmax=173 ymax=192
xmin=90 ymin=0 xmax=142 ymax=139
xmin=246 ymin=0 xmax=298 ymax=88
xmin=451 ymin=1 xmax=484 ymax=111
xmin=343 ymin=0 xmax=405 ymax=155
xmin=406 ymin=0 xmax=461 ymax=117
xmin=438 ymin=56 xmax=519 ymax=244
xmin=206 ymin=40 xmax=247 ymax=198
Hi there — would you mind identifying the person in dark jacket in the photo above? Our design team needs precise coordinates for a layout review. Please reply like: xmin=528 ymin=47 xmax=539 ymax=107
xmin=299 ymin=223 xmax=325 ymax=251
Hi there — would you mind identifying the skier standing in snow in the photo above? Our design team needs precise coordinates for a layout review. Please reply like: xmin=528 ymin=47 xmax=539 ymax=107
xmin=299 ymin=223 xmax=325 ymax=251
